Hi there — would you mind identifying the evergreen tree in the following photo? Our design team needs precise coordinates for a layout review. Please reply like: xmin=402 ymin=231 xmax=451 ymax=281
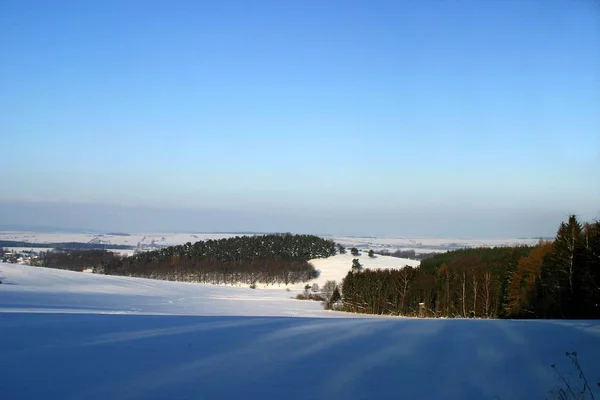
xmin=546 ymin=215 xmax=583 ymax=317
xmin=581 ymin=221 xmax=600 ymax=317
xmin=330 ymin=287 xmax=341 ymax=307
xmin=350 ymin=247 xmax=360 ymax=256
xmin=368 ymin=249 xmax=375 ymax=258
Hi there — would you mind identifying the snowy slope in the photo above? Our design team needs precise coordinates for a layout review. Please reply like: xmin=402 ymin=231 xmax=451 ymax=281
xmin=247 ymin=252 xmax=417 ymax=290
xmin=1 ymin=263 xmax=599 ymax=400
xmin=0 ymin=263 xmax=344 ymax=317
xmin=305 ymin=252 xmax=419 ymax=288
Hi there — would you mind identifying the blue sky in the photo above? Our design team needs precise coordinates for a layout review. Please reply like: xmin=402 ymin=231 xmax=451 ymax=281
xmin=1 ymin=0 xmax=599 ymax=236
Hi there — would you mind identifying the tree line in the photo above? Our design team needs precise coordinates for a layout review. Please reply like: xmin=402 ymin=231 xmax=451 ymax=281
xmin=104 ymin=257 xmax=318 ymax=286
xmin=36 ymin=249 xmax=119 ymax=271
xmin=506 ymin=216 xmax=599 ymax=319
xmin=37 ymin=234 xmax=334 ymax=286
xmin=374 ymin=249 xmax=438 ymax=261
xmin=340 ymin=216 xmax=599 ymax=319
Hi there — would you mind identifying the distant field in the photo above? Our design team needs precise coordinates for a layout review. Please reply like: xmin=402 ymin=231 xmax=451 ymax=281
xmin=0 ymin=231 xmax=541 ymax=252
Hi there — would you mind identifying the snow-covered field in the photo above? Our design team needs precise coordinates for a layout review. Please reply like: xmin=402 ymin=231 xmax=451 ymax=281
xmin=0 ymin=231 xmax=541 ymax=252
xmin=329 ymin=235 xmax=543 ymax=253
xmin=1 ymin=263 xmax=599 ymax=400
xmin=0 ymin=263 xmax=341 ymax=317
xmin=0 ymin=231 xmax=251 ymax=248
xmin=306 ymin=252 xmax=418 ymax=289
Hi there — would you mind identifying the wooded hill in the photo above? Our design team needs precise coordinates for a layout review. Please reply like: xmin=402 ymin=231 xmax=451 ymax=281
xmin=340 ymin=216 xmax=600 ymax=319
xmin=39 ymin=234 xmax=335 ymax=286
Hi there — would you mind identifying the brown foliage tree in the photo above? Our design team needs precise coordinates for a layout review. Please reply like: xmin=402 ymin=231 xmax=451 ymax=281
xmin=506 ymin=241 xmax=554 ymax=318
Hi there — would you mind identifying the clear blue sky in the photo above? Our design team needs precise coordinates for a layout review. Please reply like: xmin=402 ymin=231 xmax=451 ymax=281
xmin=1 ymin=0 xmax=599 ymax=236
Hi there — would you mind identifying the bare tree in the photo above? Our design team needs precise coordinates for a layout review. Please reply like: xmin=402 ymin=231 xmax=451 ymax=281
xmin=321 ymin=280 xmax=338 ymax=309
xmin=394 ymin=267 xmax=415 ymax=315
xmin=482 ymin=269 xmax=493 ymax=318
xmin=472 ymin=268 xmax=478 ymax=318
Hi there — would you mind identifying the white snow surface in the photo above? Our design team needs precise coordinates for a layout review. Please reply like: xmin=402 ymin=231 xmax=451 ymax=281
xmin=0 ymin=263 xmax=339 ymax=317
xmin=1 ymin=263 xmax=599 ymax=400
xmin=330 ymin=235 xmax=543 ymax=252
xmin=248 ymin=252 xmax=417 ymax=290
xmin=306 ymin=252 xmax=419 ymax=288
xmin=0 ymin=231 xmax=252 ymax=248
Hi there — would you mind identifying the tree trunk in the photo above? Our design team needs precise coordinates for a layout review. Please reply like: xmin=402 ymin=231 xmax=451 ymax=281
xmin=446 ymin=276 xmax=450 ymax=317
xmin=483 ymin=271 xmax=491 ymax=318
xmin=462 ymin=270 xmax=467 ymax=318
xmin=472 ymin=273 xmax=478 ymax=318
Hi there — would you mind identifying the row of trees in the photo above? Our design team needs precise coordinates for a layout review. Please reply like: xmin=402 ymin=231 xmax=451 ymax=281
xmin=340 ymin=216 xmax=599 ymax=319
xmin=104 ymin=257 xmax=318 ymax=286
xmin=38 ymin=250 xmax=319 ymax=286
xmin=37 ymin=250 xmax=120 ymax=271
xmin=374 ymin=249 xmax=437 ymax=261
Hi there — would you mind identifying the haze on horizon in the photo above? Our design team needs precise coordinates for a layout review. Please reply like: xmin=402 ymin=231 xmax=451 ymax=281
xmin=1 ymin=1 xmax=599 ymax=238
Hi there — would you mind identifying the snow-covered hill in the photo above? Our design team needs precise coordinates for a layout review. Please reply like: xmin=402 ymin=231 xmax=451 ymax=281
xmin=1 ymin=263 xmax=599 ymax=400
xmin=306 ymin=252 xmax=418 ymax=288
xmin=0 ymin=263 xmax=340 ymax=317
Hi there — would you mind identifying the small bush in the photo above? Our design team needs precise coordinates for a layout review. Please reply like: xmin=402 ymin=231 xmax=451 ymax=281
xmin=296 ymin=293 xmax=326 ymax=302
xmin=249 ymin=283 xmax=257 ymax=289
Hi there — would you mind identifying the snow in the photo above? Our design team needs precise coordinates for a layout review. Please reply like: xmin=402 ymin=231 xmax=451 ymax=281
xmin=330 ymin=236 xmax=543 ymax=252
xmin=0 ymin=263 xmax=342 ymax=317
xmin=241 ymin=252 xmax=417 ymax=290
xmin=306 ymin=252 xmax=419 ymax=288
xmin=1 ymin=263 xmax=599 ymax=400
xmin=3 ymin=246 xmax=55 ymax=253
xmin=0 ymin=231 xmax=255 ymax=248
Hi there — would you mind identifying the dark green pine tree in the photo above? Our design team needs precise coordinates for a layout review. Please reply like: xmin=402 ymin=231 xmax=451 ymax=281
xmin=581 ymin=221 xmax=600 ymax=317
xmin=548 ymin=215 xmax=583 ymax=317
xmin=330 ymin=286 xmax=341 ymax=306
